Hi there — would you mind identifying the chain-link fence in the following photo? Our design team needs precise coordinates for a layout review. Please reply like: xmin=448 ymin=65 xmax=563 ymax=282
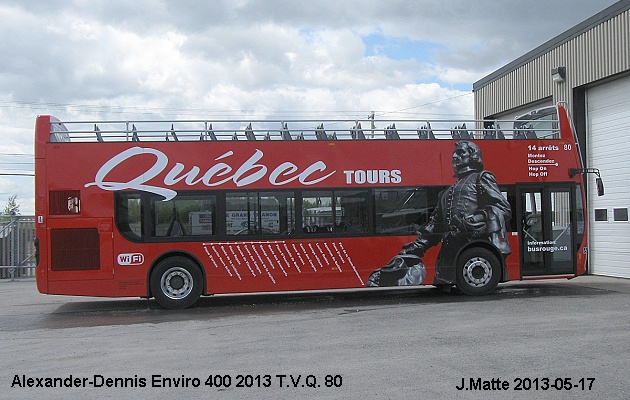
xmin=0 ymin=216 xmax=36 ymax=280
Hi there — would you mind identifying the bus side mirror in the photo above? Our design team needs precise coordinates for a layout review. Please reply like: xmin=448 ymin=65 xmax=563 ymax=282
xmin=596 ymin=177 xmax=604 ymax=196
xmin=569 ymin=168 xmax=604 ymax=196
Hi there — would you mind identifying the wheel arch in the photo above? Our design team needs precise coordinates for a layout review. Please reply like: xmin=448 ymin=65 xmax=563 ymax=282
xmin=146 ymin=250 xmax=207 ymax=299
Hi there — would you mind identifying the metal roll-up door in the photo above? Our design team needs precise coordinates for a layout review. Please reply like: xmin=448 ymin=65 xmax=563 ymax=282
xmin=587 ymin=74 xmax=630 ymax=278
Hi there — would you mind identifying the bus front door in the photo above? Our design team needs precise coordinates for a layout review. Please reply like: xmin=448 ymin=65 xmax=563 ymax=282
xmin=519 ymin=186 xmax=575 ymax=276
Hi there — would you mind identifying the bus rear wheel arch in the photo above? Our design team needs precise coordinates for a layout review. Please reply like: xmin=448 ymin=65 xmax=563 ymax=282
xmin=150 ymin=256 xmax=203 ymax=309
xmin=455 ymin=247 xmax=501 ymax=295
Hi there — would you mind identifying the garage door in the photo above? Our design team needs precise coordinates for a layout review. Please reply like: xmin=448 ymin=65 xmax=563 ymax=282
xmin=587 ymin=74 xmax=630 ymax=278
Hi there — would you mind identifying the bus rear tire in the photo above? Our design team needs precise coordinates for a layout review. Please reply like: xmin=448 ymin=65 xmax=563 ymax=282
xmin=150 ymin=256 xmax=203 ymax=309
xmin=455 ymin=248 xmax=501 ymax=296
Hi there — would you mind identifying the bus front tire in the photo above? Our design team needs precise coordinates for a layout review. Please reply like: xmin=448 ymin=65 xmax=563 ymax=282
xmin=150 ymin=257 xmax=203 ymax=309
xmin=455 ymin=248 xmax=501 ymax=296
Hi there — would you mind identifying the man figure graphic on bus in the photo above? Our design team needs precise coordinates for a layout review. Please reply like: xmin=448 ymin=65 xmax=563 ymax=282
xmin=367 ymin=140 xmax=511 ymax=288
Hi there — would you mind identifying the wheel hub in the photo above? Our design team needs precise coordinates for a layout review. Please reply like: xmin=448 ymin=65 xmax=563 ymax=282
xmin=462 ymin=257 xmax=492 ymax=287
xmin=161 ymin=267 xmax=193 ymax=300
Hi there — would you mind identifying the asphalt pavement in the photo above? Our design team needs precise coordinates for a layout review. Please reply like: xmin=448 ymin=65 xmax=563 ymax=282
xmin=0 ymin=275 xmax=628 ymax=400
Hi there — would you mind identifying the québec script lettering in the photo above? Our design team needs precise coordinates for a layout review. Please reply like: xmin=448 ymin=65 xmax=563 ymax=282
xmin=85 ymin=147 xmax=336 ymax=200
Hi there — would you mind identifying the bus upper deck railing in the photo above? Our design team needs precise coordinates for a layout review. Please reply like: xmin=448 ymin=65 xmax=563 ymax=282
xmin=48 ymin=107 xmax=562 ymax=143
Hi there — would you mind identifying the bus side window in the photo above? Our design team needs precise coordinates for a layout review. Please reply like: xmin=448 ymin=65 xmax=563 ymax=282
xmin=374 ymin=187 xmax=442 ymax=235
xmin=115 ymin=193 xmax=143 ymax=241
xmin=334 ymin=190 xmax=369 ymax=234
xmin=302 ymin=191 xmax=334 ymax=234
xmin=153 ymin=195 xmax=217 ymax=237
xmin=260 ymin=192 xmax=295 ymax=235
xmin=502 ymin=187 xmax=518 ymax=232
xmin=226 ymin=191 xmax=295 ymax=236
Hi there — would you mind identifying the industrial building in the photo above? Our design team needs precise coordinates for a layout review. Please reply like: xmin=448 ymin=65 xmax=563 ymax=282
xmin=473 ymin=0 xmax=630 ymax=278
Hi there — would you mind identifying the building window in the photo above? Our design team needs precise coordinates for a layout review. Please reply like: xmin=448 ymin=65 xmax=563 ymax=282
xmin=613 ymin=208 xmax=628 ymax=222
xmin=594 ymin=209 xmax=607 ymax=222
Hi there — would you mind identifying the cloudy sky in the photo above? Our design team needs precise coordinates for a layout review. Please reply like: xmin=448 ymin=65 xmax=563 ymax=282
xmin=0 ymin=0 xmax=619 ymax=214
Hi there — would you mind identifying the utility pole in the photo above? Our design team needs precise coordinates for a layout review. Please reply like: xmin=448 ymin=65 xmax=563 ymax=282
xmin=368 ymin=111 xmax=375 ymax=139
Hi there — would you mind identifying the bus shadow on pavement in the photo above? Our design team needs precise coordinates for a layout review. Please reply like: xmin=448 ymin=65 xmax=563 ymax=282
xmin=41 ymin=281 xmax=611 ymax=330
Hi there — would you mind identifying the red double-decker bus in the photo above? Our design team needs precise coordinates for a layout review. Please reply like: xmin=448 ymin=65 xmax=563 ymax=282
xmin=34 ymin=104 xmax=592 ymax=308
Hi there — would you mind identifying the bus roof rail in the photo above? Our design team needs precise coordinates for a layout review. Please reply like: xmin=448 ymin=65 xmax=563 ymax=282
xmin=42 ymin=105 xmax=572 ymax=142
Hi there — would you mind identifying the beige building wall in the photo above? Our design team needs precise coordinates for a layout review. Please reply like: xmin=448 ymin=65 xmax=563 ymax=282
xmin=474 ymin=3 xmax=630 ymax=119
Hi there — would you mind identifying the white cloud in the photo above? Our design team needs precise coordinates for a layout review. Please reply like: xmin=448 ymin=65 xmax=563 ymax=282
xmin=0 ymin=0 xmax=619 ymax=214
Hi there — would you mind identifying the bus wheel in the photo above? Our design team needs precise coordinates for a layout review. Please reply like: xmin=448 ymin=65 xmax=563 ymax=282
xmin=455 ymin=248 xmax=500 ymax=295
xmin=150 ymin=257 xmax=203 ymax=309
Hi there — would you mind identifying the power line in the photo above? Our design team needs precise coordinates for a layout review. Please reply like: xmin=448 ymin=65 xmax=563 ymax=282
xmin=0 ymin=91 xmax=473 ymax=118
xmin=373 ymin=92 xmax=473 ymax=118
